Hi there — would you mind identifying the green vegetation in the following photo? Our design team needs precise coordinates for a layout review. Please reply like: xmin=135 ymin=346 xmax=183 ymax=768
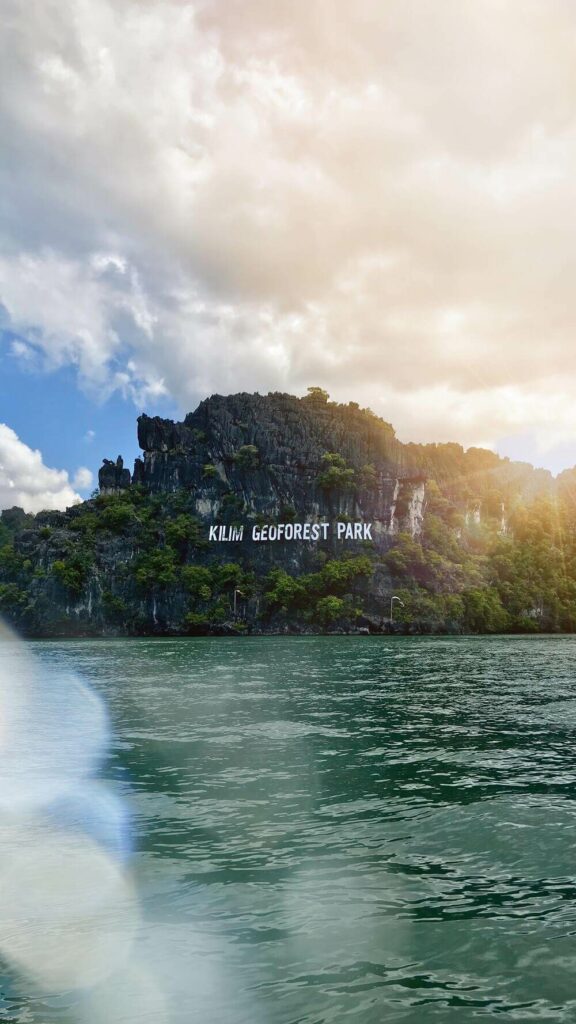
xmin=0 ymin=545 xmax=27 ymax=575
xmin=318 ymin=452 xmax=355 ymax=491
xmin=264 ymin=555 xmax=371 ymax=627
xmin=315 ymin=595 xmax=346 ymax=625
xmin=165 ymin=514 xmax=205 ymax=557
xmin=52 ymin=552 xmax=94 ymax=595
xmin=233 ymin=445 xmax=260 ymax=469
xmin=3 ymin=475 xmax=576 ymax=634
xmin=377 ymin=487 xmax=576 ymax=633
xmin=3 ymin=390 xmax=576 ymax=635
xmin=0 ymin=582 xmax=28 ymax=613
xmin=95 ymin=502 xmax=134 ymax=533
xmin=305 ymin=386 xmax=330 ymax=403
xmin=181 ymin=565 xmax=212 ymax=599
xmin=133 ymin=549 xmax=177 ymax=590
xmin=359 ymin=464 xmax=378 ymax=489
xmin=102 ymin=590 xmax=129 ymax=622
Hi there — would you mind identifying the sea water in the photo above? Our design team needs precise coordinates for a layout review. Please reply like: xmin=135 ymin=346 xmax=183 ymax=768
xmin=2 ymin=635 xmax=576 ymax=1023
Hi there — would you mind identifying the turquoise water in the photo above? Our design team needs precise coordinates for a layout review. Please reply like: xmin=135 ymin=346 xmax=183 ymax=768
xmin=3 ymin=635 xmax=576 ymax=1022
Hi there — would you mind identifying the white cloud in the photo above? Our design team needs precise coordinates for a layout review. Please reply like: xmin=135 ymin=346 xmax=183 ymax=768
xmin=73 ymin=467 xmax=93 ymax=490
xmin=2 ymin=1 xmax=576 ymax=456
xmin=0 ymin=425 xmax=82 ymax=514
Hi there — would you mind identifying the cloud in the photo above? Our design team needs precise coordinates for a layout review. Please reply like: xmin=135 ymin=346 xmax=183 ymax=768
xmin=1 ymin=1 xmax=576 ymax=453
xmin=0 ymin=425 xmax=82 ymax=513
xmin=73 ymin=467 xmax=93 ymax=490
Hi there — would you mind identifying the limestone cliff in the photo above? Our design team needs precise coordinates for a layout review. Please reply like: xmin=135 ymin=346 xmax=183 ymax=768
xmin=126 ymin=393 xmax=427 ymax=545
xmin=0 ymin=390 xmax=567 ymax=636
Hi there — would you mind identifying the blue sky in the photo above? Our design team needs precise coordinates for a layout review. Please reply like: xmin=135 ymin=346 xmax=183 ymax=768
xmin=0 ymin=326 xmax=180 ymax=505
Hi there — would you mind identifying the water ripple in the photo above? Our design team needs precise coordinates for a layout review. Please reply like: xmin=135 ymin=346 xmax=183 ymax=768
xmin=10 ymin=635 xmax=576 ymax=1024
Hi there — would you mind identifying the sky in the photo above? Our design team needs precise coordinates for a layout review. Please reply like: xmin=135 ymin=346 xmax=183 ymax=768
xmin=1 ymin=0 xmax=576 ymax=511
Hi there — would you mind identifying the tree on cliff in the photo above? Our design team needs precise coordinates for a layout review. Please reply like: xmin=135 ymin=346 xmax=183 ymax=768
xmin=305 ymin=386 xmax=329 ymax=403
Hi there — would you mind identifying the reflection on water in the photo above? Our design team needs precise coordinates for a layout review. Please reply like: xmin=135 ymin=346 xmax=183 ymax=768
xmin=0 ymin=625 xmax=150 ymax=1022
xmin=2 ymin=635 xmax=576 ymax=1021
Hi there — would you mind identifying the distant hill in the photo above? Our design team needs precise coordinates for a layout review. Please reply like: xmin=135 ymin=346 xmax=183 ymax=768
xmin=1 ymin=388 xmax=576 ymax=636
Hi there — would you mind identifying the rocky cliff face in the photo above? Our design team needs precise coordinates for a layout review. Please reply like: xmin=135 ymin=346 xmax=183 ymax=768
xmin=98 ymin=456 xmax=131 ymax=495
xmin=108 ymin=392 xmax=428 ymax=547
xmin=1 ymin=390 xmax=569 ymax=637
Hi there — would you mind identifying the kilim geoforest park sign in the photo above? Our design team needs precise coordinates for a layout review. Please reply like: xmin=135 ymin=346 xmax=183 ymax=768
xmin=209 ymin=521 xmax=374 ymax=543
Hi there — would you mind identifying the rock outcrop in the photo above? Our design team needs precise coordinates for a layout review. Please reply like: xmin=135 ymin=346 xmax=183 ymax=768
xmin=98 ymin=456 xmax=131 ymax=495
xmin=0 ymin=390 xmax=568 ymax=637
xmin=128 ymin=393 xmax=426 ymax=549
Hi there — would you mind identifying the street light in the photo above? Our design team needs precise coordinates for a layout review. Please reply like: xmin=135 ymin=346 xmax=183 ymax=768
xmin=390 ymin=595 xmax=404 ymax=623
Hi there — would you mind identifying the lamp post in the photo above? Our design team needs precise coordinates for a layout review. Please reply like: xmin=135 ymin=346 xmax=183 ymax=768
xmin=390 ymin=595 xmax=404 ymax=623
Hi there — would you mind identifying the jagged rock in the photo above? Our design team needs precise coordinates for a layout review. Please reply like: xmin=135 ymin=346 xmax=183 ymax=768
xmin=0 ymin=390 xmax=562 ymax=638
xmin=137 ymin=415 xmax=199 ymax=453
xmin=98 ymin=455 xmax=132 ymax=495
xmin=132 ymin=392 xmax=425 ymax=541
xmin=0 ymin=506 xmax=35 ymax=532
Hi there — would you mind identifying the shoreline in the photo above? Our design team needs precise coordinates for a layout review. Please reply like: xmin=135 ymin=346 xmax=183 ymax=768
xmin=18 ymin=628 xmax=576 ymax=642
